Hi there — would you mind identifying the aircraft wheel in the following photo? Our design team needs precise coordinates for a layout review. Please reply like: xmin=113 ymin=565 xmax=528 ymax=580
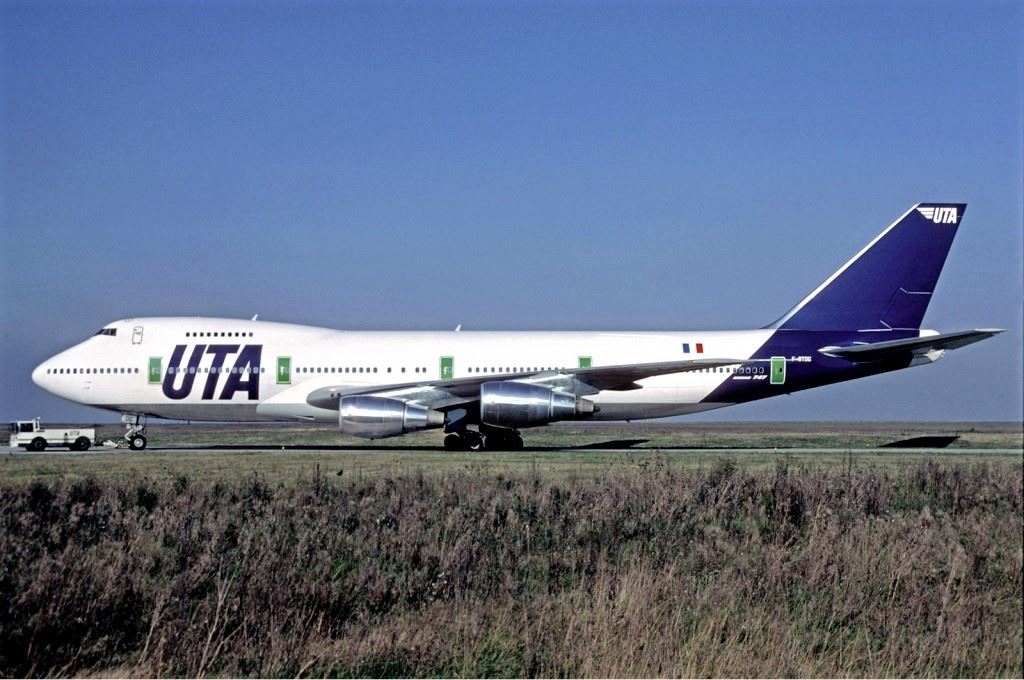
xmin=444 ymin=434 xmax=466 ymax=451
xmin=484 ymin=433 xmax=522 ymax=451
xmin=29 ymin=437 xmax=46 ymax=452
xmin=72 ymin=436 xmax=91 ymax=451
xmin=128 ymin=434 xmax=147 ymax=451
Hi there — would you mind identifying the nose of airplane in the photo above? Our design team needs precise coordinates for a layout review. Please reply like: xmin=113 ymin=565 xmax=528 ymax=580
xmin=32 ymin=359 xmax=50 ymax=389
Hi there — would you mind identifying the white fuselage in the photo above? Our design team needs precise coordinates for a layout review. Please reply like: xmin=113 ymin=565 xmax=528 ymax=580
xmin=32 ymin=317 xmax=772 ymax=422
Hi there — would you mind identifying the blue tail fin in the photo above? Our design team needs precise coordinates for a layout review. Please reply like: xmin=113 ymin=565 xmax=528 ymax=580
xmin=769 ymin=203 xmax=966 ymax=331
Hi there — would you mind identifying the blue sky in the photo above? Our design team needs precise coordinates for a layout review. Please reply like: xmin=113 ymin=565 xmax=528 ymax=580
xmin=1 ymin=0 xmax=1021 ymax=422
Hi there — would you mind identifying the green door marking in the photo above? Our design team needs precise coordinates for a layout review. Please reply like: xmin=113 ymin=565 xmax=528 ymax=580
xmin=578 ymin=356 xmax=592 ymax=369
xmin=440 ymin=356 xmax=454 ymax=380
xmin=277 ymin=356 xmax=292 ymax=384
xmin=770 ymin=356 xmax=786 ymax=385
xmin=148 ymin=357 xmax=162 ymax=384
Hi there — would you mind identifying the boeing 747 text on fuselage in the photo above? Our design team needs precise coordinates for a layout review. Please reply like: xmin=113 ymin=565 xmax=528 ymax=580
xmin=31 ymin=203 xmax=1002 ymax=450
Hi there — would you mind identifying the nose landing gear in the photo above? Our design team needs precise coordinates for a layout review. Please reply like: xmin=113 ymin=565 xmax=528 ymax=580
xmin=122 ymin=413 xmax=148 ymax=450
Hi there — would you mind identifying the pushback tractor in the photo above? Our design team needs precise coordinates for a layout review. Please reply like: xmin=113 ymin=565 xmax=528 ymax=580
xmin=9 ymin=418 xmax=94 ymax=451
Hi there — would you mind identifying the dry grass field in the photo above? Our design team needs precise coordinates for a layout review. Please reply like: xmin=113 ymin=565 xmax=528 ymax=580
xmin=1 ymin=422 xmax=1021 ymax=677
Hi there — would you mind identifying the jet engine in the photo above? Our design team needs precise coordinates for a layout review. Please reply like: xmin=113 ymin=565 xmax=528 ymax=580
xmin=339 ymin=396 xmax=444 ymax=438
xmin=480 ymin=381 xmax=596 ymax=429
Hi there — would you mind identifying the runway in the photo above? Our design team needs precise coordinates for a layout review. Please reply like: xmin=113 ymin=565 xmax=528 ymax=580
xmin=5 ymin=444 xmax=1023 ymax=456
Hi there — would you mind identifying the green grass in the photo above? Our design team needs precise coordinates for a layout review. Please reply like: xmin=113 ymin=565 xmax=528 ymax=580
xmin=3 ymin=446 xmax=1023 ymax=487
xmin=2 ymin=421 xmax=1020 ymax=485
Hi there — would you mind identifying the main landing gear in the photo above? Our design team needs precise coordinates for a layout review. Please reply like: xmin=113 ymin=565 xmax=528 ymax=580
xmin=443 ymin=429 xmax=524 ymax=451
xmin=442 ymin=409 xmax=523 ymax=451
xmin=122 ymin=413 xmax=148 ymax=450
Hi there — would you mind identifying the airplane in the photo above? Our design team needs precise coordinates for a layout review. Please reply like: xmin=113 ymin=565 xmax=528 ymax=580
xmin=30 ymin=203 xmax=1002 ymax=451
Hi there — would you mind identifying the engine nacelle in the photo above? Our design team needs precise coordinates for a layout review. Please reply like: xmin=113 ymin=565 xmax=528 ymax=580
xmin=339 ymin=396 xmax=444 ymax=439
xmin=480 ymin=381 xmax=595 ymax=429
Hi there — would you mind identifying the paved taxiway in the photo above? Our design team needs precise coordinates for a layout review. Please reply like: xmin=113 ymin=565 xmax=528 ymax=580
xmin=6 ymin=445 xmax=1023 ymax=456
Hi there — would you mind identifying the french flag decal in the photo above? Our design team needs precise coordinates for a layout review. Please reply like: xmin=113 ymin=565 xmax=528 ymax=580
xmin=682 ymin=342 xmax=705 ymax=354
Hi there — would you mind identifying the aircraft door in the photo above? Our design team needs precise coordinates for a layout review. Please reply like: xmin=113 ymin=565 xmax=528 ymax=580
xmin=132 ymin=326 xmax=144 ymax=344
xmin=770 ymin=356 xmax=786 ymax=385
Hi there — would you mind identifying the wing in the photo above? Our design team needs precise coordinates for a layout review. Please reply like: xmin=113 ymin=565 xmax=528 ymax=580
xmin=818 ymin=328 xmax=1004 ymax=363
xmin=303 ymin=357 xmax=747 ymax=411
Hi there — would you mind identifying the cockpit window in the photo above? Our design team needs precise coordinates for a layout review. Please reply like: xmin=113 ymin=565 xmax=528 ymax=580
xmin=95 ymin=328 xmax=117 ymax=336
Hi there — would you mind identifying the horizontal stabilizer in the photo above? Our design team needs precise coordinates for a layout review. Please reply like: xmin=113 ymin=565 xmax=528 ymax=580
xmin=819 ymin=329 xmax=1004 ymax=362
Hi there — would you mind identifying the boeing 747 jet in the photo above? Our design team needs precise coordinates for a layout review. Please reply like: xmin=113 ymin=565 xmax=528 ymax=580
xmin=31 ymin=203 xmax=1002 ymax=450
